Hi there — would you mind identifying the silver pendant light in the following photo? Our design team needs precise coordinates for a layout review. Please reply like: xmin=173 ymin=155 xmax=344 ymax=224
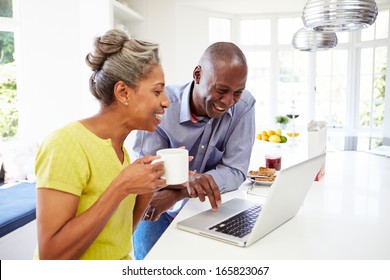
xmin=292 ymin=27 xmax=338 ymax=51
xmin=302 ymin=0 xmax=378 ymax=32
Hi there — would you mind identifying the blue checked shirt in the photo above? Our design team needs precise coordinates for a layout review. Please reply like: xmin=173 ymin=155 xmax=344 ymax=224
xmin=130 ymin=82 xmax=256 ymax=217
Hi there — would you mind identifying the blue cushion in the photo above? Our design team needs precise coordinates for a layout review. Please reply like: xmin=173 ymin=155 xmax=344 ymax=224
xmin=0 ymin=182 xmax=36 ymax=238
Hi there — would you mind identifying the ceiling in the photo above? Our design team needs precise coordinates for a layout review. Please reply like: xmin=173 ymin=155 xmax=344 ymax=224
xmin=178 ymin=0 xmax=388 ymax=15
xmin=178 ymin=0 xmax=308 ymax=14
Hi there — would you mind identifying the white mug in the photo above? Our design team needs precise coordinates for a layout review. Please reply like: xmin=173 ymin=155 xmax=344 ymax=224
xmin=152 ymin=148 xmax=189 ymax=185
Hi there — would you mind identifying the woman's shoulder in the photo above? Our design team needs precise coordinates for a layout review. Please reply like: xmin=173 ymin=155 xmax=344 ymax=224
xmin=42 ymin=122 xmax=83 ymax=146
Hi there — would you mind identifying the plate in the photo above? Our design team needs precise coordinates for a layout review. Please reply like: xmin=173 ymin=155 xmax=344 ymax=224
xmin=247 ymin=177 xmax=274 ymax=186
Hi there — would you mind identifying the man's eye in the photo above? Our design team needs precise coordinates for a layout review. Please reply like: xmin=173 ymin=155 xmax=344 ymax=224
xmin=217 ymin=88 xmax=228 ymax=94
xmin=154 ymin=91 xmax=162 ymax=96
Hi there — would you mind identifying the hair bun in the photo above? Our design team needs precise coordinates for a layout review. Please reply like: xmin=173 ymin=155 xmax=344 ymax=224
xmin=85 ymin=29 xmax=129 ymax=71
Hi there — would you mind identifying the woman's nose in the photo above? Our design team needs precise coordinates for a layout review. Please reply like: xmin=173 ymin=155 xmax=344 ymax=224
xmin=162 ymin=92 xmax=170 ymax=108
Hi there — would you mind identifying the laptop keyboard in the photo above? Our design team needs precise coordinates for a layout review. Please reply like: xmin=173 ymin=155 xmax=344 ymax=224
xmin=209 ymin=204 xmax=262 ymax=238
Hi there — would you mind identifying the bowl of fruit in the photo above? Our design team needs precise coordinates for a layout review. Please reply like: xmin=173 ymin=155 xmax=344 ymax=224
xmin=256 ymin=128 xmax=288 ymax=144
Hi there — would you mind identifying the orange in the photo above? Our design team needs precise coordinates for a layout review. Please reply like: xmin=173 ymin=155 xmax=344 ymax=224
xmin=267 ymin=130 xmax=275 ymax=137
xmin=256 ymin=133 xmax=262 ymax=140
xmin=262 ymin=135 xmax=269 ymax=141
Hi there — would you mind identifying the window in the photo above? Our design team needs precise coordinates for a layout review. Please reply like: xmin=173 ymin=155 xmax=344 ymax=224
xmin=209 ymin=7 xmax=389 ymax=137
xmin=0 ymin=0 xmax=18 ymax=139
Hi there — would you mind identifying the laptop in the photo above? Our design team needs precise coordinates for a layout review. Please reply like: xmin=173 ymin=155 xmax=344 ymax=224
xmin=177 ymin=153 xmax=326 ymax=247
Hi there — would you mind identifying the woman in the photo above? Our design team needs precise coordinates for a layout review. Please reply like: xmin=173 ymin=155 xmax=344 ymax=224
xmin=34 ymin=29 xmax=169 ymax=259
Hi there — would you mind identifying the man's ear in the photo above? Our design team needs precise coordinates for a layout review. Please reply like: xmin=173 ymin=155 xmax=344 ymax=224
xmin=114 ymin=81 xmax=130 ymax=106
xmin=193 ymin=65 xmax=202 ymax=84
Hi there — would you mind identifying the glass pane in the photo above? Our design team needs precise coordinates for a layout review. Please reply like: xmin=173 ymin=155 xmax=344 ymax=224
xmin=209 ymin=17 xmax=231 ymax=43
xmin=277 ymin=50 xmax=308 ymax=126
xmin=278 ymin=17 xmax=301 ymax=44
xmin=359 ymin=45 xmax=386 ymax=128
xmin=0 ymin=0 xmax=13 ymax=18
xmin=316 ymin=76 xmax=332 ymax=101
xmin=360 ymin=48 xmax=373 ymax=75
xmin=240 ymin=19 xmax=270 ymax=46
xmin=375 ymin=10 xmax=389 ymax=40
xmin=359 ymin=45 xmax=386 ymax=129
xmin=332 ymin=50 xmax=348 ymax=75
xmin=359 ymin=75 xmax=374 ymax=101
xmin=332 ymin=76 xmax=348 ymax=101
xmin=245 ymin=50 xmax=271 ymax=127
xmin=359 ymin=99 xmax=372 ymax=127
xmin=316 ymin=51 xmax=332 ymax=76
xmin=0 ymin=31 xmax=15 ymax=64
xmin=316 ymin=49 xmax=348 ymax=128
xmin=0 ymin=30 xmax=18 ymax=139
xmin=373 ymin=47 xmax=387 ymax=128
xmin=374 ymin=46 xmax=387 ymax=73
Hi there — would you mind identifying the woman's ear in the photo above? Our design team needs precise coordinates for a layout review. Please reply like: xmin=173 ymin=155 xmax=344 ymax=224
xmin=114 ymin=81 xmax=130 ymax=106
xmin=193 ymin=65 xmax=202 ymax=84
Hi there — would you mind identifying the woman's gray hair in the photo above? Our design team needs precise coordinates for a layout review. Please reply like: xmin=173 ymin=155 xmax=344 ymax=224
xmin=85 ymin=29 xmax=160 ymax=106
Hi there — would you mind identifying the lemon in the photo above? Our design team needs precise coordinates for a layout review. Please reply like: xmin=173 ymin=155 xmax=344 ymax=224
xmin=268 ymin=135 xmax=281 ymax=143
xmin=274 ymin=128 xmax=282 ymax=136
xmin=256 ymin=133 xmax=262 ymax=140
xmin=280 ymin=135 xmax=287 ymax=143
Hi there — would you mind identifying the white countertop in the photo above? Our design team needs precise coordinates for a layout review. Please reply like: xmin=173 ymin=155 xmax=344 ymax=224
xmin=146 ymin=150 xmax=390 ymax=260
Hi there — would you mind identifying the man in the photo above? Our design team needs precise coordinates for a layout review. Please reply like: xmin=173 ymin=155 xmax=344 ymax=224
xmin=130 ymin=42 xmax=256 ymax=259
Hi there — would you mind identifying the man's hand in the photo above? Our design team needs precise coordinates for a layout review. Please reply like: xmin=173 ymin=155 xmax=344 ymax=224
xmin=187 ymin=173 xmax=222 ymax=211
xmin=142 ymin=172 xmax=222 ymax=222
xmin=142 ymin=188 xmax=188 ymax=221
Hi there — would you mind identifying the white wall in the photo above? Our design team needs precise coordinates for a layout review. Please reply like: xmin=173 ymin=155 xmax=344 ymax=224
xmin=17 ymin=0 xmax=110 ymax=142
xmin=137 ymin=0 xmax=210 ymax=85
xmin=173 ymin=4 xmax=210 ymax=84
xmin=18 ymin=0 xmax=80 ymax=141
